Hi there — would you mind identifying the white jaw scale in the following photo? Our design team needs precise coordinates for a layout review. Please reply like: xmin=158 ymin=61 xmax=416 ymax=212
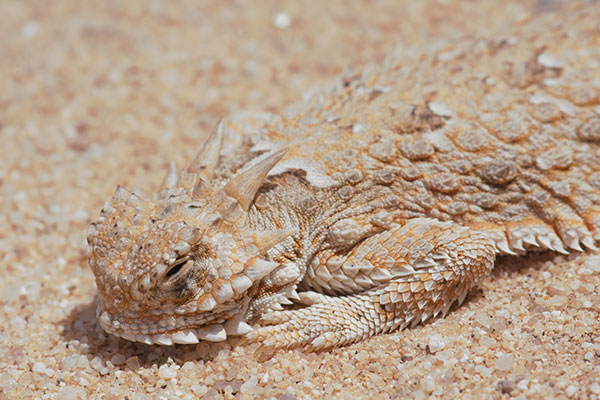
xmin=98 ymin=307 xmax=254 ymax=346
xmin=108 ymin=321 xmax=253 ymax=346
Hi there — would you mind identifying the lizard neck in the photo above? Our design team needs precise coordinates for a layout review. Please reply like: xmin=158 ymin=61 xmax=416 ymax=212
xmin=246 ymin=168 xmax=423 ymax=267
xmin=246 ymin=170 xmax=324 ymax=267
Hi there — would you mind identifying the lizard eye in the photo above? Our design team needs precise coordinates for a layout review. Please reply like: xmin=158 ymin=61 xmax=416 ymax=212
xmin=164 ymin=258 xmax=193 ymax=281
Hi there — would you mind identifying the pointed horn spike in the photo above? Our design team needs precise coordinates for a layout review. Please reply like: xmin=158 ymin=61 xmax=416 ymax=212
xmin=289 ymin=289 xmax=301 ymax=301
xmin=222 ymin=148 xmax=287 ymax=210
xmin=188 ymin=119 xmax=225 ymax=181
xmin=253 ymin=228 xmax=297 ymax=254
xmin=152 ymin=333 xmax=174 ymax=346
xmin=177 ymin=171 xmax=198 ymax=192
xmin=196 ymin=324 xmax=227 ymax=342
xmin=131 ymin=185 xmax=148 ymax=200
xmin=136 ymin=334 xmax=153 ymax=345
xmin=224 ymin=316 xmax=254 ymax=336
xmin=160 ymin=161 xmax=178 ymax=192
xmin=127 ymin=192 xmax=143 ymax=207
xmin=112 ymin=185 xmax=131 ymax=204
xmin=192 ymin=178 xmax=211 ymax=198
xmin=245 ymin=258 xmax=280 ymax=281
xmin=171 ymin=330 xmax=200 ymax=345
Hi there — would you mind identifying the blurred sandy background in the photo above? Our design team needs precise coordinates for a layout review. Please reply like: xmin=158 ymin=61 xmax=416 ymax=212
xmin=1 ymin=0 xmax=599 ymax=398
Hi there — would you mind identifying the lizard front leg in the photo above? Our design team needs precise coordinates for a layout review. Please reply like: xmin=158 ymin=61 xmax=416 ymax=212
xmin=244 ymin=218 xmax=497 ymax=353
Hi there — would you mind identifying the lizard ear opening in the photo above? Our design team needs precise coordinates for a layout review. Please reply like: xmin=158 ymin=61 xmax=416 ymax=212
xmin=222 ymin=148 xmax=287 ymax=210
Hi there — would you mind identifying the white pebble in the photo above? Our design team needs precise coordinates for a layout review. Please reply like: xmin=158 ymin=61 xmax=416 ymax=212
xmin=240 ymin=375 xmax=258 ymax=393
xmin=428 ymin=334 xmax=446 ymax=353
xmin=158 ymin=365 xmax=178 ymax=379
xmin=21 ymin=21 xmax=39 ymax=38
xmin=494 ymin=354 xmax=515 ymax=371
xmin=352 ymin=123 xmax=366 ymax=134
xmin=428 ymin=101 xmax=453 ymax=117
xmin=60 ymin=355 xmax=78 ymax=371
xmin=32 ymin=362 xmax=46 ymax=373
xmin=261 ymin=372 xmax=269 ymax=384
xmin=273 ymin=12 xmax=291 ymax=29
xmin=424 ymin=375 xmax=435 ymax=392
xmin=537 ymin=52 xmax=563 ymax=69
xmin=90 ymin=356 xmax=104 ymax=372
xmin=518 ymin=379 xmax=529 ymax=390
xmin=475 ymin=365 xmax=491 ymax=377
xmin=590 ymin=382 xmax=600 ymax=394
xmin=584 ymin=352 xmax=594 ymax=362
xmin=56 ymin=386 xmax=84 ymax=400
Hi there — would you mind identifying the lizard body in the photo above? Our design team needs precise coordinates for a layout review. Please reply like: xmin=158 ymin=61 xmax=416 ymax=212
xmin=88 ymin=4 xmax=600 ymax=353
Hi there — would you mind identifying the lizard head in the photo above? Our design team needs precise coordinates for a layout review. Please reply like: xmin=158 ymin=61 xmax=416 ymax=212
xmin=87 ymin=121 xmax=298 ymax=345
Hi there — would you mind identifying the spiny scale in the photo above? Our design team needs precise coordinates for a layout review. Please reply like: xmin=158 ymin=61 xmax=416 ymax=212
xmin=88 ymin=3 xmax=600 ymax=355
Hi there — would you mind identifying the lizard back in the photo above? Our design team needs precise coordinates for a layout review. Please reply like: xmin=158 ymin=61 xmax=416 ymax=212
xmin=235 ymin=5 xmax=600 ymax=259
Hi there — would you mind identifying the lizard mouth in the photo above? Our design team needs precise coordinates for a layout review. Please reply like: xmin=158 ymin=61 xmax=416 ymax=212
xmin=96 ymin=305 xmax=253 ymax=345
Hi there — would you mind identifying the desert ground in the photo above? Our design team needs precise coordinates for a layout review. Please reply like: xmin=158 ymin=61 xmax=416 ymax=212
xmin=0 ymin=0 xmax=599 ymax=398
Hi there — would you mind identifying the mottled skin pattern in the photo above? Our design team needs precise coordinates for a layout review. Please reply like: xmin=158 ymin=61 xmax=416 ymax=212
xmin=88 ymin=5 xmax=600 ymax=353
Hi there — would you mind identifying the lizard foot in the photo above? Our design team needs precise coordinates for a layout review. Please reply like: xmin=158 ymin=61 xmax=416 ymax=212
xmin=242 ymin=218 xmax=498 ymax=356
xmin=243 ymin=293 xmax=384 ymax=355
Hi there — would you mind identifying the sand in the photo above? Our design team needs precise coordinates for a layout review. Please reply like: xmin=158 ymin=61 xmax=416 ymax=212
xmin=1 ymin=0 xmax=599 ymax=398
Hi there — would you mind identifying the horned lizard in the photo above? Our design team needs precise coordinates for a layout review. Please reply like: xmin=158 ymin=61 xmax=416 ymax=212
xmin=87 ymin=4 xmax=600 ymax=354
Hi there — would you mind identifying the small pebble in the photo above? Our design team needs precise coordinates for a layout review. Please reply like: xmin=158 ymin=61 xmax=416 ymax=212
xmin=497 ymin=380 xmax=516 ymax=394
xmin=111 ymin=354 xmax=126 ymax=366
xmin=60 ymin=355 xmax=78 ymax=371
xmin=537 ymin=52 xmax=563 ymax=68
xmin=56 ymin=386 xmax=84 ymax=400
xmin=545 ymin=295 xmax=567 ymax=307
xmin=158 ymin=365 xmax=178 ymax=379
xmin=413 ymin=389 xmax=426 ymax=400
xmin=475 ymin=312 xmax=491 ymax=328
xmin=90 ymin=357 xmax=104 ymax=372
xmin=125 ymin=356 xmax=140 ymax=370
xmin=273 ymin=12 xmax=291 ymax=29
xmin=428 ymin=334 xmax=446 ymax=353
xmin=240 ymin=376 xmax=258 ymax=394
xmin=494 ymin=355 xmax=515 ymax=371
xmin=21 ymin=21 xmax=39 ymax=38
xmin=518 ymin=380 xmax=529 ymax=390
xmin=32 ymin=362 xmax=46 ymax=373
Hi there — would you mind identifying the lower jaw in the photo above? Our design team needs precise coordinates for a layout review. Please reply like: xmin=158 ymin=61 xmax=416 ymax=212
xmin=98 ymin=311 xmax=254 ymax=345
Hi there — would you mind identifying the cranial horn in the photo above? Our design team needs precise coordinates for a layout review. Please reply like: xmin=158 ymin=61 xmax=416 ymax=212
xmin=187 ymin=119 xmax=225 ymax=181
xmin=160 ymin=161 xmax=178 ymax=192
xmin=112 ymin=185 xmax=132 ymax=204
xmin=131 ymin=185 xmax=148 ymax=200
xmin=222 ymin=148 xmax=287 ymax=210
xmin=253 ymin=228 xmax=297 ymax=254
